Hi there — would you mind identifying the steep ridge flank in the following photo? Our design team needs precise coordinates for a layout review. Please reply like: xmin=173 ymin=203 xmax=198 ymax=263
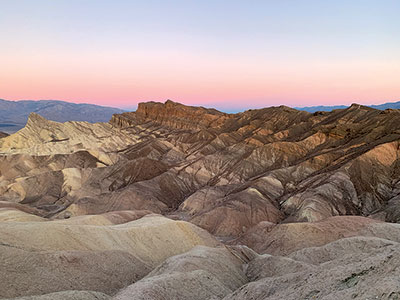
xmin=0 ymin=112 xmax=139 ymax=156
xmin=108 ymin=102 xmax=400 ymax=227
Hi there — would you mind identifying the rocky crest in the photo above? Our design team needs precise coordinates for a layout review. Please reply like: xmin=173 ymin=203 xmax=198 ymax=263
xmin=2 ymin=100 xmax=400 ymax=299
xmin=110 ymin=100 xmax=231 ymax=130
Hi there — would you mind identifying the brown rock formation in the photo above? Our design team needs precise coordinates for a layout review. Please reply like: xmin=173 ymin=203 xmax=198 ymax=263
xmin=2 ymin=101 xmax=400 ymax=232
xmin=1 ymin=101 xmax=400 ymax=232
xmin=2 ymin=100 xmax=400 ymax=299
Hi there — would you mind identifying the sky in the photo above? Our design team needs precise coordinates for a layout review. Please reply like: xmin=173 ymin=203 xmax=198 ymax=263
xmin=0 ymin=0 xmax=399 ymax=111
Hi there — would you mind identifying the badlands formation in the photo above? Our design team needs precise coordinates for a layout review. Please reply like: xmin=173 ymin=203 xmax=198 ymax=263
xmin=1 ymin=100 xmax=400 ymax=299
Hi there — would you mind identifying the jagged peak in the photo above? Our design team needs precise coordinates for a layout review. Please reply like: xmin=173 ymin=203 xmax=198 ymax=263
xmin=110 ymin=100 xmax=230 ymax=130
xmin=348 ymin=103 xmax=376 ymax=111
xmin=26 ymin=112 xmax=49 ymax=125
xmin=24 ymin=113 xmax=60 ymax=131
xmin=164 ymin=99 xmax=178 ymax=106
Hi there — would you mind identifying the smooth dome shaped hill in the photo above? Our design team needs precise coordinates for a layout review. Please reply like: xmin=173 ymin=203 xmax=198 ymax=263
xmin=0 ymin=213 xmax=220 ymax=298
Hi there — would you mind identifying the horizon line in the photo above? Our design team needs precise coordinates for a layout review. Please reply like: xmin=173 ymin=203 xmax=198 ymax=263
xmin=1 ymin=97 xmax=399 ymax=113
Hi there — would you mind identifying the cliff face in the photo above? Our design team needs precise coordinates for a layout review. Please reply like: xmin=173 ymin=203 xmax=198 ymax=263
xmin=111 ymin=100 xmax=231 ymax=130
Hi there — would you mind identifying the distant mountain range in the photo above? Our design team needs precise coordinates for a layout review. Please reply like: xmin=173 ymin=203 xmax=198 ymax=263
xmin=0 ymin=99 xmax=125 ymax=133
xmin=296 ymin=100 xmax=400 ymax=113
